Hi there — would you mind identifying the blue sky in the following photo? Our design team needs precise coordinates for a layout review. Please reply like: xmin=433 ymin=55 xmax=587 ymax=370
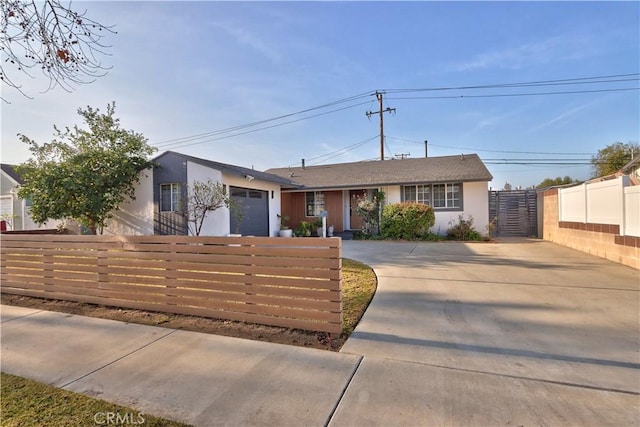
xmin=1 ymin=1 xmax=639 ymax=189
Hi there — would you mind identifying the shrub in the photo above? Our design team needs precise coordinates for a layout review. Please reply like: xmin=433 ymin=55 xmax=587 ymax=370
xmin=381 ymin=203 xmax=435 ymax=240
xmin=446 ymin=214 xmax=483 ymax=241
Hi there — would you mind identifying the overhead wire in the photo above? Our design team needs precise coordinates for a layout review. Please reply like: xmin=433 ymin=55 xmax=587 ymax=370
xmin=385 ymin=136 xmax=595 ymax=155
xmin=149 ymin=72 xmax=638 ymax=159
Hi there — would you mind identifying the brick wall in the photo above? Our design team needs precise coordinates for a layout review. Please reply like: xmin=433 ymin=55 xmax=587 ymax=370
xmin=542 ymin=188 xmax=639 ymax=269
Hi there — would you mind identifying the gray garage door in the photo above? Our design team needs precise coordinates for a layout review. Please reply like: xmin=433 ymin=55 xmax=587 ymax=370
xmin=230 ymin=186 xmax=269 ymax=236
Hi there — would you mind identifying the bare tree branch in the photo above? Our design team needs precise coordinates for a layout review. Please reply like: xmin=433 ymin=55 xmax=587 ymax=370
xmin=1 ymin=0 xmax=116 ymax=101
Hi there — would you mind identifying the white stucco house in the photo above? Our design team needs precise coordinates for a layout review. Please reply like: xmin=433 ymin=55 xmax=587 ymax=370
xmin=266 ymin=154 xmax=494 ymax=235
xmin=139 ymin=151 xmax=296 ymax=237
xmin=0 ymin=163 xmax=66 ymax=231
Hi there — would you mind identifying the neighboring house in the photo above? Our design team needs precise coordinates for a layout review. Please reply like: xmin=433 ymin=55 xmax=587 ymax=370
xmin=151 ymin=151 xmax=296 ymax=237
xmin=585 ymin=156 xmax=640 ymax=186
xmin=621 ymin=157 xmax=640 ymax=185
xmin=266 ymin=153 xmax=493 ymax=234
xmin=0 ymin=163 xmax=65 ymax=231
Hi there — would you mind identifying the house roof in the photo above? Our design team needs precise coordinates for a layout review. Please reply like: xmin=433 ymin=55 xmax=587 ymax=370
xmin=154 ymin=151 xmax=298 ymax=187
xmin=621 ymin=156 xmax=640 ymax=173
xmin=1 ymin=164 xmax=23 ymax=185
xmin=266 ymin=154 xmax=493 ymax=190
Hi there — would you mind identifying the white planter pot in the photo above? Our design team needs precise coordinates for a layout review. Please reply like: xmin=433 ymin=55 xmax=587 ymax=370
xmin=279 ymin=229 xmax=293 ymax=237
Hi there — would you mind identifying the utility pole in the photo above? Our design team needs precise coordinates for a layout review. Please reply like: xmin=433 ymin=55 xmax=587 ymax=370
xmin=366 ymin=91 xmax=395 ymax=160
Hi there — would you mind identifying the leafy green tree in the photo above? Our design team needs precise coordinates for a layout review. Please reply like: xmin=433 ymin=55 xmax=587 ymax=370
xmin=536 ymin=176 xmax=577 ymax=189
xmin=591 ymin=142 xmax=640 ymax=178
xmin=17 ymin=103 xmax=155 ymax=234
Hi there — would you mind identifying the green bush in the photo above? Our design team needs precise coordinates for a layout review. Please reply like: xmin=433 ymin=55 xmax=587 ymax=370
xmin=446 ymin=214 xmax=483 ymax=241
xmin=381 ymin=202 xmax=435 ymax=240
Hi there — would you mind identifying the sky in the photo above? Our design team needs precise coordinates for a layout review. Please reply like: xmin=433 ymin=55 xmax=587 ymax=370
xmin=1 ymin=1 xmax=639 ymax=189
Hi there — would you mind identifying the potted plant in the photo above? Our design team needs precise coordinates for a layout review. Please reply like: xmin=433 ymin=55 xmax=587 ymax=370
xmin=295 ymin=220 xmax=312 ymax=237
xmin=278 ymin=214 xmax=293 ymax=237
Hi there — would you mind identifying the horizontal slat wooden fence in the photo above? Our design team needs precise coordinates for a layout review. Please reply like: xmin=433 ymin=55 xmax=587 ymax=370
xmin=1 ymin=235 xmax=342 ymax=334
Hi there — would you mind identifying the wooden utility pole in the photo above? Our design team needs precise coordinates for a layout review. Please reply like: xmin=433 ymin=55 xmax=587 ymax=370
xmin=366 ymin=91 xmax=395 ymax=160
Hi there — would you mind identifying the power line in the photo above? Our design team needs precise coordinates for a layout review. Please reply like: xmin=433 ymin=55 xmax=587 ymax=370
xmin=153 ymin=91 xmax=373 ymax=147
xmin=382 ymin=73 xmax=640 ymax=93
xmin=156 ymin=100 xmax=371 ymax=150
xmin=149 ymin=72 xmax=637 ymax=153
xmin=386 ymin=136 xmax=595 ymax=155
xmin=305 ymin=135 xmax=379 ymax=166
xmin=387 ymin=87 xmax=639 ymax=100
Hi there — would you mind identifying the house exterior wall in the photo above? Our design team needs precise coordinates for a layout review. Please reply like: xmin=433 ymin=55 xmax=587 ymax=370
xmin=186 ymin=161 xmax=226 ymax=236
xmin=222 ymin=172 xmax=281 ymax=237
xmin=1 ymin=172 xmax=23 ymax=230
xmin=1 ymin=170 xmax=67 ymax=231
xmin=283 ymin=191 xmax=343 ymax=233
xmin=153 ymin=152 xmax=188 ymax=235
xmin=281 ymin=181 xmax=489 ymax=236
xmin=103 ymin=171 xmax=154 ymax=235
xmin=384 ymin=181 xmax=489 ymax=235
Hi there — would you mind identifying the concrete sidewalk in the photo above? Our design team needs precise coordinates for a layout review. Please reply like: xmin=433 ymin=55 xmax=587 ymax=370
xmin=1 ymin=304 xmax=361 ymax=426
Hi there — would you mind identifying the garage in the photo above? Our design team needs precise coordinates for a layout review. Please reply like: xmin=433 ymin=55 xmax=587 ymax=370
xmin=230 ymin=186 xmax=269 ymax=236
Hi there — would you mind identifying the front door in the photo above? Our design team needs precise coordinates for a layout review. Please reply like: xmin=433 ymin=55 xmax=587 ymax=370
xmin=349 ymin=190 xmax=365 ymax=230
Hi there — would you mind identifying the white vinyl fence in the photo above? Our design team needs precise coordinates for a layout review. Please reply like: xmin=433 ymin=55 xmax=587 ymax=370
xmin=559 ymin=176 xmax=639 ymax=237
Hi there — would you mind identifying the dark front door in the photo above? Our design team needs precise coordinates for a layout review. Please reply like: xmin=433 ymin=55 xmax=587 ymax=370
xmin=349 ymin=190 xmax=366 ymax=230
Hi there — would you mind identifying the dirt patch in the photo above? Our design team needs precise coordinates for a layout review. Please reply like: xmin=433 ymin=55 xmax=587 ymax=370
xmin=1 ymin=294 xmax=344 ymax=351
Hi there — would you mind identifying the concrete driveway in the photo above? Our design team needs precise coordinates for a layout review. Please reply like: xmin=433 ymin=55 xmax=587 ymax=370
xmin=333 ymin=238 xmax=640 ymax=426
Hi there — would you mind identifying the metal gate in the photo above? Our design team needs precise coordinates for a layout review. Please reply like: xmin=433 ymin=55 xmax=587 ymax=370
xmin=489 ymin=190 xmax=538 ymax=237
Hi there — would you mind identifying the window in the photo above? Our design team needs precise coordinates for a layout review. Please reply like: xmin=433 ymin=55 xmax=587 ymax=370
xmin=160 ymin=183 xmax=180 ymax=212
xmin=306 ymin=191 xmax=325 ymax=216
xmin=402 ymin=183 xmax=461 ymax=209
xmin=432 ymin=184 xmax=446 ymax=208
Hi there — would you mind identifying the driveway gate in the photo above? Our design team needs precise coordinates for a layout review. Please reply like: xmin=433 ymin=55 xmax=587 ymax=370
xmin=489 ymin=190 xmax=538 ymax=237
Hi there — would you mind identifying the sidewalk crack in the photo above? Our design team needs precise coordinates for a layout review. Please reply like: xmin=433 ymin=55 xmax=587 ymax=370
xmin=324 ymin=355 xmax=364 ymax=427
xmin=59 ymin=329 xmax=177 ymax=389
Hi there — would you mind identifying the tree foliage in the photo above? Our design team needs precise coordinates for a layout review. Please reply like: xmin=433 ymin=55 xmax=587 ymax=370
xmin=536 ymin=176 xmax=577 ymax=189
xmin=591 ymin=142 xmax=640 ymax=178
xmin=1 ymin=0 xmax=115 ymax=99
xmin=17 ymin=103 xmax=155 ymax=234
xmin=182 ymin=179 xmax=231 ymax=236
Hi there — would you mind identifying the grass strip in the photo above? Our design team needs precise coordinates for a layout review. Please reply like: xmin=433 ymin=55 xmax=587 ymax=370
xmin=0 ymin=372 xmax=191 ymax=427
xmin=341 ymin=258 xmax=377 ymax=335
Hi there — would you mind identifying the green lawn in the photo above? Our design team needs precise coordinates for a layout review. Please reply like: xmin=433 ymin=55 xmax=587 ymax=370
xmin=0 ymin=372 xmax=191 ymax=427
xmin=341 ymin=258 xmax=377 ymax=335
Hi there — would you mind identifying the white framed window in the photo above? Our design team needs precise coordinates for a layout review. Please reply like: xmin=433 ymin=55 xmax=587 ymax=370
xmin=160 ymin=183 xmax=180 ymax=212
xmin=305 ymin=191 xmax=325 ymax=216
xmin=403 ymin=183 xmax=461 ymax=209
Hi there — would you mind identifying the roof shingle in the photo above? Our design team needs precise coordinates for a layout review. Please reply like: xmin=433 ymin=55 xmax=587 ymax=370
xmin=266 ymin=154 xmax=493 ymax=190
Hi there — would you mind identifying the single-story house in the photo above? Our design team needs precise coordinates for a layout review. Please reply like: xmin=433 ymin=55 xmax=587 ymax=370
xmin=149 ymin=151 xmax=296 ymax=237
xmin=0 ymin=163 xmax=66 ymax=231
xmin=266 ymin=153 xmax=493 ymax=235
